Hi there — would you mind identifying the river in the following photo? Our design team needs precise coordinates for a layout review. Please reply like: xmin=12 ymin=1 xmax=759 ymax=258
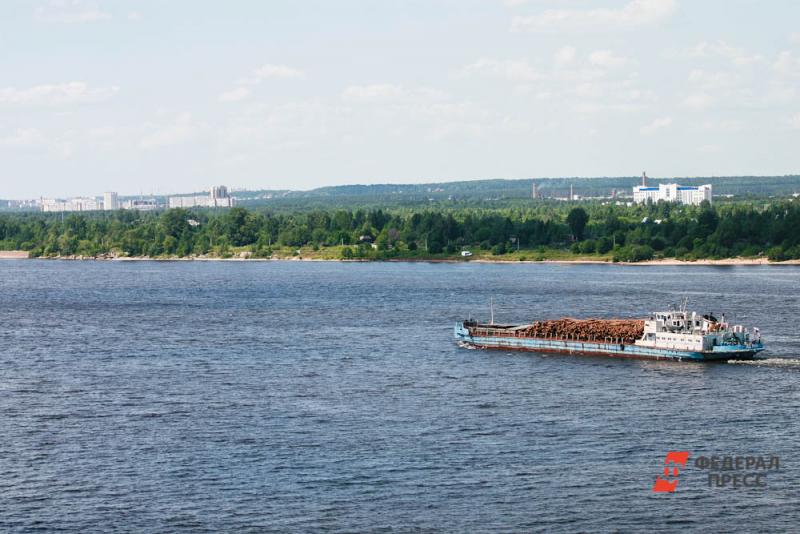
xmin=1 ymin=261 xmax=798 ymax=532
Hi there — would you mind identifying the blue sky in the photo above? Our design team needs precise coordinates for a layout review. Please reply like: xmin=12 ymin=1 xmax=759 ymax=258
xmin=1 ymin=0 xmax=799 ymax=198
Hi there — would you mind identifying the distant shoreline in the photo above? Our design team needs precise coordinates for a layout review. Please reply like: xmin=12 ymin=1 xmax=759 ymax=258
xmin=0 ymin=251 xmax=29 ymax=259
xmin=3 ymin=250 xmax=799 ymax=265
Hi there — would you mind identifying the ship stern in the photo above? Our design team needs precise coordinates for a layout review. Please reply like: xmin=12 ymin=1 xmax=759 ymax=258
xmin=707 ymin=342 xmax=765 ymax=361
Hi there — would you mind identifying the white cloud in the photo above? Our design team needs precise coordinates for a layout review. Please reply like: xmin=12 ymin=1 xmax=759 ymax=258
xmin=254 ymin=64 xmax=304 ymax=79
xmin=127 ymin=11 xmax=142 ymax=21
xmin=0 ymin=128 xmax=47 ymax=149
xmin=0 ymin=127 xmax=84 ymax=158
xmin=0 ymin=82 xmax=119 ymax=107
xmin=341 ymin=84 xmax=448 ymax=104
xmin=222 ymin=64 xmax=304 ymax=100
xmin=554 ymin=46 xmax=577 ymax=67
xmin=219 ymin=87 xmax=251 ymax=103
xmin=86 ymin=126 xmax=118 ymax=139
xmin=36 ymin=1 xmax=112 ymax=24
xmin=341 ymin=84 xmax=405 ymax=102
xmin=220 ymin=99 xmax=347 ymax=153
xmin=427 ymin=122 xmax=484 ymax=142
xmin=416 ymin=101 xmax=490 ymax=122
xmin=461 ymin=53 xmax=652 ymax=116
xmin=640 ymin=116 xmax=672 ymax=134
xmin=683 ymin=92 xmax=713 ymax=110
xmin=219 ymin=86 xmax=502 ymax=155
xmin=773 ymin=51 xmax=800 ymax=77
xmin=788 ymin=113 xmax=800 ymax=129
xmin=572 ymin=101 xmax=645 ymax=114
xmin=698 ymin=144 xmax=721 ymax=153
xmin=242 ymin=64 xmax=304 ymax=85
xmin=512 ymin=0 xmax=676 ymax=32
xmin=139 ymin=113 xmax=201 ymax=149
xmin=588 ymin=50 xmax=628 ymax=68
xmin=790 ymin=32 xmax=800 ymax=45
xmin=574 ymin=82 xmax=604 ymax=98
xmin=51 ymin=125 xmax=123 ymax=154
xmin=702 ymin=119 xmax=743 ymax=133
xmin=668 ymin=40 xmax=763 ymax=66
xmin=688 ymin=69 xmax=736 ymax=90
xmin=462 ymin=58 xmax=541 ymax=82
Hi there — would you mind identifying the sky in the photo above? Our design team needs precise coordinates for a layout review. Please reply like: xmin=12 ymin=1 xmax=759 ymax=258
xmin=1 ymin=0 xmax=799 ymax=198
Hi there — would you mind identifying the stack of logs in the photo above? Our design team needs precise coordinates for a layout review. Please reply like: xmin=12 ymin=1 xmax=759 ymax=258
xmin=524 ymin=318 xmax=645 ymax=344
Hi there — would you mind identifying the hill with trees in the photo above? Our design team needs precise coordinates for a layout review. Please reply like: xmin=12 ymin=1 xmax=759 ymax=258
xmin=231 ymin=175 xmax=800 ymax=209
xmin=1 ymin=199 xmax=799 ymax=262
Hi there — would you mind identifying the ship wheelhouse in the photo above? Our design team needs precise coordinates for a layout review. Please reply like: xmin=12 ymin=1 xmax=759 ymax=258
xmin=638 ymin=309 xmax=758 ymax=352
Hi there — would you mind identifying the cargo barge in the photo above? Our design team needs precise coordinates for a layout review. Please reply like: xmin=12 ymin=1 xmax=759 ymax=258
xmin=454 ymin=308 xmax=764 ymax=362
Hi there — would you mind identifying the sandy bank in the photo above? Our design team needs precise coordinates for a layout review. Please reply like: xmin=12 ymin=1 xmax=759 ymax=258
xmin=0 ymin=251 xmax=29 ymax=259
xmin=14 ymin=253 xmax=800 ymax=266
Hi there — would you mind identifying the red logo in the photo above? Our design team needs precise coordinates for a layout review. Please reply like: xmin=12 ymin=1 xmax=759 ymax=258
xmin=653 ymin=451 xmax=691 ymax=492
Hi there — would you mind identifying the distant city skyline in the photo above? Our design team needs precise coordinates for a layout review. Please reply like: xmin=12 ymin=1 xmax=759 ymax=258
xmin=1 ymin=0 xmax=799 ymax=199
xmin=37 ymin=184 xmax=234 ymax=212
xmin=5 ymin=172 xmax=797 ymax=202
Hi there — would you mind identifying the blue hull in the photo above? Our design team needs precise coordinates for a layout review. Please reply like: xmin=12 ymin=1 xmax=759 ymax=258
xmin=455 ymin=323 xmax=763 ymax=362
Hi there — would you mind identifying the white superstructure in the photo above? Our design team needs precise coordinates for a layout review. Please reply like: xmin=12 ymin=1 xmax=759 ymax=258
xmin=635 ymin=309 xmax=758 ymax=352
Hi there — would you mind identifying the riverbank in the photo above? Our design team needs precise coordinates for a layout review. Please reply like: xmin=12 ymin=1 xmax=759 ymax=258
xmin=0 ymin=251 xmax=29 ymax=259
xmin=4 ymin=249 xmax=800 ymax=265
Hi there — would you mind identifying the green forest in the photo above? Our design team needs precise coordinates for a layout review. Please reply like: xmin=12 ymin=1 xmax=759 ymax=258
xmin=1 ymin=200 xmax=799 ymax=262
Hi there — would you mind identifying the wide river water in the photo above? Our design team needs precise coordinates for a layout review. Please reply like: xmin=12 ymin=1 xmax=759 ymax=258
xmin=1 ymin=260 xmax=799 ymax=532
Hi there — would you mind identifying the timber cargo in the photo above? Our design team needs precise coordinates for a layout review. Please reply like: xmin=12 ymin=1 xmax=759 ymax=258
xmin=454 ymin=307 xmax=764 ymax=362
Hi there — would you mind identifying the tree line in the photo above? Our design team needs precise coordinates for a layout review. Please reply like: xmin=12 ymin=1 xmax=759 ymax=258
xmin=0 ymin=200 xmax=798 ymax=261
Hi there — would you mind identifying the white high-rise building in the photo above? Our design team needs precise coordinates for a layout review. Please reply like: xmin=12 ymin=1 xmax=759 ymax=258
xmin=103 ymin=191 xmax=119 ymax=210
xmin=41 ymin=197 xmax=102 ymax=212
xmin=168 ymin=185 xmax=235 ymax=208
xmin=168 ymin=195 xmax=205 ymax=208
xmin=633 ymin=183 xmax=712 ymax=205
xmin=210 ymin=185 xmax=234 ymax=207
xmin=121 ymin=199 xmax=160 ymax=211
